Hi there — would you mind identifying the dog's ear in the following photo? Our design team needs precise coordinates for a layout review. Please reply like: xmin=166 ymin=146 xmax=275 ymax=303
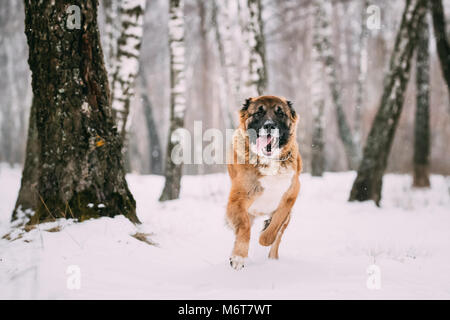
xmin=241 ymin=98 xmax=252 ymax=112
xmin=240 ymin=98 xmax=252 ymax=120
xmin=286 ymin=100 xmax=296 ymax=118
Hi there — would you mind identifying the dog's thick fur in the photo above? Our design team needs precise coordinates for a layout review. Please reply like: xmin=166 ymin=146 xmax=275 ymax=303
xmin=226 ymin=95 xmax=302 ymax=270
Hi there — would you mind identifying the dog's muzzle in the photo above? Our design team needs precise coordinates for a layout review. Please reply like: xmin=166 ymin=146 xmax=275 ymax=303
xmin=253 ymin=120 xmax=280 ymax=157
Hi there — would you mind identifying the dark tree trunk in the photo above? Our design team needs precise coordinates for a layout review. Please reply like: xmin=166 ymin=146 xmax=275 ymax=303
xmin=139 ymin=68 xmax=163 ymax=175
xmin=12 ymin=98 xmax=39 ymax=222
xmin=430 ymin=0 xmax=450 ymax=99
xmin=413 ymin=11 xmax=431 ymax=188
xmin=22 ymin=0 xmax=138 ymax=224
xmin=159 ymin=0 xmax=186 ymax=201
xmin=349 ymin=0 xmax=428 ymax=205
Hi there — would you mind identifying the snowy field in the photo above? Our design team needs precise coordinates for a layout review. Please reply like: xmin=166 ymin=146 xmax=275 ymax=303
xmin=0 ymin=163 xmax=449 ymax=299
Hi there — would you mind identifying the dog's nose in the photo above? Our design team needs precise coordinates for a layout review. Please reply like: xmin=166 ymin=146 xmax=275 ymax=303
xmin=263 ymin=122 xmax=276 ymax=132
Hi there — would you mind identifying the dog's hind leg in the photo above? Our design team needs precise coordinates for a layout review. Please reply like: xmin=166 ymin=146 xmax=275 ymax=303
xmin=268 ymin=214 xmax=290 ymax=259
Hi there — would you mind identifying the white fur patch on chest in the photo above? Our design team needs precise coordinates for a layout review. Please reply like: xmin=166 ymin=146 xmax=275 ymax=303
xmin=248 ymin=167 xmax=294 ymax=216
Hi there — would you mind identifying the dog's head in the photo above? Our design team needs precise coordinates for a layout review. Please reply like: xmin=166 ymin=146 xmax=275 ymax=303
xmin=239 ymin=95 xmax=297 ymax=158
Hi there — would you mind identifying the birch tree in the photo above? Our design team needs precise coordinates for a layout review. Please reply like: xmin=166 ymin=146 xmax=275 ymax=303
xmin=337 ymin=2 xmax=349 ymax=85
xmin=212 ymin=0 xmax=239 ymax=129
xmin=0 ymin=24 xmax=13 ymax=165
xmin=139 ymin=65 xmax=163 ymax=175
xmin=239 ymin=0 xmax=267 ymax=97
xmin=18 ymin=0 xmax=138 ymax=224
xmin=0 ymin=0 xmax=30 ymax=166
xmin=159 ymin=0 xmax=186 ymax=201
xmin=102 ymin=0 xmax=121 ymax=74
xmin=109 ymin=0 xmax=146 ymax=140
xmin=313 ymin=0 xmax=360 ymax=170
xmin=197 ymin=0 xmax=213 ymax=132
xmin=310 ymin=3 xmax=326 ymax=177
xmin=353 ymin=0 xmax=369 ymax=156
xmin=413 ymin=11 xmax=430 ymax=188
xmin=349 ymin=0 xmax=428 ymax=205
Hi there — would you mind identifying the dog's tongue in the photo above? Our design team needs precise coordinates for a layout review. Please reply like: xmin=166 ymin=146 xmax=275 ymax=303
xmin=256 ymin=136 xmax=272 ymax=152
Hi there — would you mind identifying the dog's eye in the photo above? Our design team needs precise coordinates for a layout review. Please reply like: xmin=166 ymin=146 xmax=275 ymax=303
xmin=276 ymin=106 xmax=284 ymax=116
xmin=254 ymin=106 xmax=265 ymax=116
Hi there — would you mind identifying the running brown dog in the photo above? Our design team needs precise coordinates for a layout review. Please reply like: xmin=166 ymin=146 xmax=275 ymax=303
xmin=226 ymin=95 xmax=302 ymax=270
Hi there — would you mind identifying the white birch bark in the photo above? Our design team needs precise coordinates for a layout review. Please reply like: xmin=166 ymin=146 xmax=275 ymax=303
xmin=159 ymin=0 xmax=186 ymax=201
xmin=213 ymin=0 xmax=239 ymax=128
xmin=102 ymin=0 xmax=121 ymax=76
xmin=239 ymin=0 xmax=267 ymax=97
xmin=110 ymin=0 xmax=147 ymax=139
xmin=169 ymin=0 xmax=186 ymax=121
xmin=222 ymin=0 xmax=240 ymax=107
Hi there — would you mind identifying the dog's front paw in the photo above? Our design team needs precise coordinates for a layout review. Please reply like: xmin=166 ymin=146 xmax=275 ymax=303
xmin=229 ymin=255 xmax=245 ymax=270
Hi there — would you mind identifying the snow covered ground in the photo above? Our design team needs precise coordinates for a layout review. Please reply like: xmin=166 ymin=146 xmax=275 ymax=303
xmin=0 ymin=163 xmax=449 ymax=299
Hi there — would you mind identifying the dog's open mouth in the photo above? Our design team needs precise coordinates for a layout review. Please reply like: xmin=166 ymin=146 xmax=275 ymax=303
xmin=256 ymin=134 xmax=278 ymax=156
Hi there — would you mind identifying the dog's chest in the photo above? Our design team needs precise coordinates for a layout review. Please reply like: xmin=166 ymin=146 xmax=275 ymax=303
xmin=248 ymin=168 xmax=294 ymax=216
